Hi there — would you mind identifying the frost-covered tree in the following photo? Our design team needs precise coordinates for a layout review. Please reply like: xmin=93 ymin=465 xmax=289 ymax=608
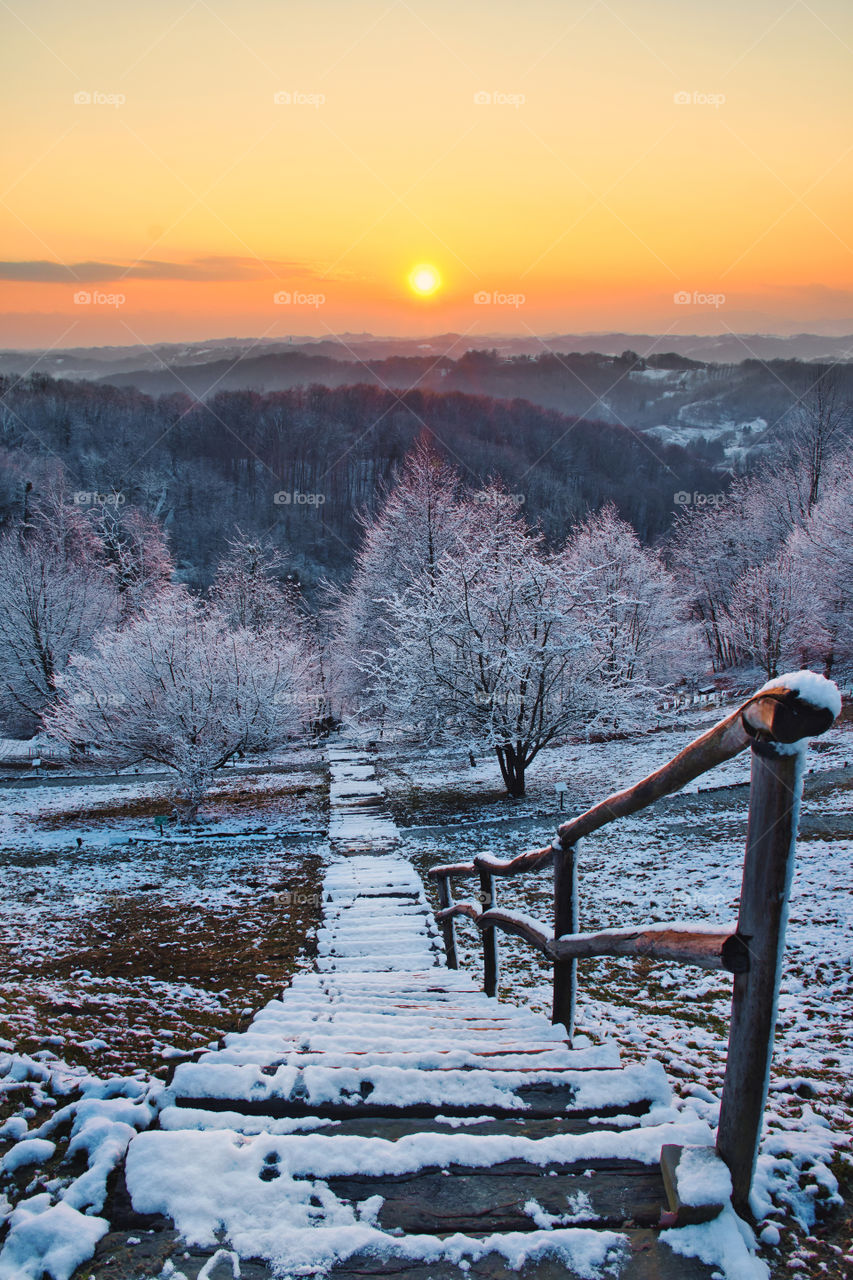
xmin=210 ymin=530 xmax=299 ymax=634
xmin=361 ymin=489 xmax=601 ymax=796
xmin=562 ymin=504 xmax=692 ymax=688
xmin=670 ymin=382 xmax=850 ymax=673
xmin=0 ymin=500 xmax=118 ymax=734
xmin=211 ymin=530 xmax=329 ymax=726
xmin=720 ymin=555 xmax=799 ymax=680
xmin=332 ymin=435 xmax=466 ymax=718
xmin=669 ymin=480 xmax=788 ymax=671
xmin=781 ymin=373 xmax=850 ymax=521
xmin=46 ymin=589 xmax=314 ymax=820
xmin=786 ymin=469 xmax=853 ymax=675
xmin=89 ymin=504 xmax=173 ymax=619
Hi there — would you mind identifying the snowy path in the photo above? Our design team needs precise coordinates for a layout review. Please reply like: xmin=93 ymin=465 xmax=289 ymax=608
xmin=103 ymin=747 xmax=764 ymax=1279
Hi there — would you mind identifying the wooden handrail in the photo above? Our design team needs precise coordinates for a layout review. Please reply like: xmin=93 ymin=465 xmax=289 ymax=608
xmin=430 ymin=684 xmax=836 ymax=886
xmin=426 ymin=674 xmax=840 ymax=1214
xmin=553 ymin=923 xmax=743 ymax=971
xmin=534 ymin=682 xmax=836 ymax=865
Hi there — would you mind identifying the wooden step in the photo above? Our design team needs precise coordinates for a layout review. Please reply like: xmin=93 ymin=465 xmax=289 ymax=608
xmin=323 ymin=1160 xmax=667 ymax=1232
xmin=157 ymin=1109 xmax=647 ymax=1141
xmin=329 ymin=1232 xmax=717 ymax=1279
xmin=168 ymin=1061 xmax=668 ymax=1120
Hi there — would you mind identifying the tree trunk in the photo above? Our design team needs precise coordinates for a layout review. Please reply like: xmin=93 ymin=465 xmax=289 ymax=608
xmin=495 ymin=743 xmax=526 ymax=797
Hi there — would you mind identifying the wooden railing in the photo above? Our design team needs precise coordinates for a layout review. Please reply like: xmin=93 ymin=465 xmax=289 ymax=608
xmin=428 ymin=674 xmax=839 ymax=1216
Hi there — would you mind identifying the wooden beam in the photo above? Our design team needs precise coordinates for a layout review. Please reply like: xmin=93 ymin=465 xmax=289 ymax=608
xmin=513 ymin=682 xmax=838 ymax=869
xmin=476 ymin=908 xmax=555 ymax=960
xmin=472 ymin=847 xmax=555 ymax=878
xmin=435 ymin=901 xmax=481 ymax=923
xmin=435 ymin=874 xmax=458 ymax=969
xmin=716 ymin=743 xmax=804 ymax=1216
xmin=552 ymin=924 xmax=740 ymax=971
xmin=429 ymin=862 xmax=476 ymax=879
xmin=479 ymin=870 xmax=498 ymax=998
xmin=552 ymin=843 xmax=578 ymax=1037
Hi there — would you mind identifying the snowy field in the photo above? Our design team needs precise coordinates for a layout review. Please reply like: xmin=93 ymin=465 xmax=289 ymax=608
xmin=381 ymin=707 xmax=853 ymax=1274
xmin=1 ymin=716 xmax=851 ymax=1277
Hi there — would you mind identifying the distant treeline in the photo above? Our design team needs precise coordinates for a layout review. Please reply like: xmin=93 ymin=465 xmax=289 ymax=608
xmin=0 ymin=374 xmax=725 ymax=589
xmin=88 ymin=348 xmax=853 ymax=448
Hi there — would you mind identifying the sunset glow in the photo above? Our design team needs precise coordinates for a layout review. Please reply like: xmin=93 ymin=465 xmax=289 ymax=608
xmin=1 ymin=0 xmax=852 ymax=346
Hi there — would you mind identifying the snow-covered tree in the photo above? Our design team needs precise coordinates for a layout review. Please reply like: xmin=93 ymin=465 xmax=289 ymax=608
xmin=332 ymin=435 xmax=466 ymax=719
xmin=720 ymin=555 xmax=800 ymax=679
xmin=670 ymin=383 xmax=850 ymax=673
xmin=0 ymin=502 xmax=118 ymax=734
xmin=562 ymin=504 xmax=692 ymax=689
xmin=669 ymin=479 xmax=789 ymax=671
xmin=210 ymin=530 xmax=299 ymax=634
xmin=211 ymin=529 xmax=330 ymax=726
xmin=89 ymin=504 xmax=173 ymax=619
xmin=786 ymin=469 xmax=853 ymax=675
xmin=46 ymin=589 xmax=315 ymax=820
xmin=360 ymin=488 xmax=600 ymax=796
xmin=781 ymin=374 xmax=850 ymax=521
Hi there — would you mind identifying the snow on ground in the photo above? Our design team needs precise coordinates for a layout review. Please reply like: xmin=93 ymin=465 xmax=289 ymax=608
xmin=0 ymin=745 xmax=330 ymax=1277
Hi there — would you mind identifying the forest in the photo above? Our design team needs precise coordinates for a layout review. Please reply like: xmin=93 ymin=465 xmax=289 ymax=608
xmin=0 ymin=372 xmax=725 ymax=588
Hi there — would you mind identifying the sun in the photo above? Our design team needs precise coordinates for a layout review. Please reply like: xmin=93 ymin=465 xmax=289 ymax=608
xmin=408 ymin=263 xmax=441 ymax=297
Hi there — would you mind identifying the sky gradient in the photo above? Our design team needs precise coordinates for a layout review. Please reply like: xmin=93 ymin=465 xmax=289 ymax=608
xmin=2 ymin=0 xmax=852 ymax=347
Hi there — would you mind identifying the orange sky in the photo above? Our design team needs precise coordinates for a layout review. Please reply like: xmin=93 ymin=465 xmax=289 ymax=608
xmin=2 ymin=0 xmax=852 ymax=347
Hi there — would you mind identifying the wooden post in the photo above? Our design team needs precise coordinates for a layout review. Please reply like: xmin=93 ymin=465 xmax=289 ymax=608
xmin=479 ymin=869 xmax=498 ymax=997
xmin=436 ymin=874 xmax=458 ymax=969
xmin=552 ymin=842 xmax=578 ymax=1038
xmin=716 ymin=742 xmax=804 ymax=1216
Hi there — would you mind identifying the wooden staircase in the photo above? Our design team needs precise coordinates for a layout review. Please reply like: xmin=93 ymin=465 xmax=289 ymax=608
xmin=113 ymin=747 xmax=729 ymax=1279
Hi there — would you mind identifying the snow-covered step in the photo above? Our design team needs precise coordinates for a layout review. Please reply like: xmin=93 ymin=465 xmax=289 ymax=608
xmin=167 ymin=1059 xmax=671 ymax=1120
xmin=157 ymin=1108 xmax=648 ymax=1142
xmin=123 ymin=1123 xmax=721 ymax=1279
